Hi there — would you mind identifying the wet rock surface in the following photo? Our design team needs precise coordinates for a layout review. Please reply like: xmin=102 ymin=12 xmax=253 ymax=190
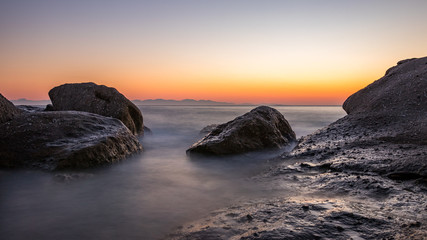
xmin=187 ymin=106 xmax=296 ymax=156
xmin=0 ymin=93 xmax=22 ymax=124
xmin=49 ymin=82 xmax=144 ymax=135
xmin=169 ymin=58 xmax=427 ymax=239
xmin=167 ymin=195 xmax=426 ymax=240
xmin=0 ymin=111 xmax=142 ymax=170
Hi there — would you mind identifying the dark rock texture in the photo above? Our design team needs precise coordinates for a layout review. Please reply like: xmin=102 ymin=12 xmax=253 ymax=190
xmin=187 ymin=106 xmax=296 ymax=156
xmin=0 ymin=111 xmax=142 ymax=170
xmin=343 ymin=57 xmax=427 ymax=115
xmin=167 ymin=197 xmax=417 ymax=240
xmin=0 ymin=93 xmax=21 ymax=124
xmin=49 ymin=82 xmax=144 ymax=135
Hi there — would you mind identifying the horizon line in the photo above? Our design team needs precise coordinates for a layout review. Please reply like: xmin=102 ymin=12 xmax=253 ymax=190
xmin=10 ymin=98 xmax=342 ymax=107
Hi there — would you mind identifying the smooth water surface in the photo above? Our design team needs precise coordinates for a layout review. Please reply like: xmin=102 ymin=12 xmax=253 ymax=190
xmin=0 ymin=106 xmax=345 ymax=240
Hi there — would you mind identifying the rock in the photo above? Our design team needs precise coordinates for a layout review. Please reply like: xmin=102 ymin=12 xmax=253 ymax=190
xmin=45 ymin=104 xmax=54 ymax=111
xmin=0 ymin=93 xmax=21 ymax=124
xmin=199 ymin=124 xmax=219 ymax=134
xmin=187 ymin=106 xmax=296 ymax=156
xmin=342 ymin=57 xmax=427 ymax=145
xmin=49 ymin=82 xmax=144 ymax=135
xmin=0 ymin=111 xmax=142 ymax=170
xmin=143 ymin=126 xmax=153 ymax=135
xmin=343 ymin=57 xmax=427 ymax=115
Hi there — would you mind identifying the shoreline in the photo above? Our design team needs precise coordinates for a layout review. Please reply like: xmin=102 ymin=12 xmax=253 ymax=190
xmin=167 ymin=112 xmax=427 ymax=239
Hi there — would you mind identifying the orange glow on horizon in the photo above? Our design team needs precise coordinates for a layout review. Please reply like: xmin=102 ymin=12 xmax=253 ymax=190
xmin=1 ymin=67 xmax=381 ymax=105
xmin=1 ymin=1 xmax=427 ymax=105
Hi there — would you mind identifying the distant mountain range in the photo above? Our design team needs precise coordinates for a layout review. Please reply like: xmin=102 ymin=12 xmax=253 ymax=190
xmin=11 ymin=99 xmax=51 ymax=105
xmin=132 ymin=99 xmax=235 ymax=106
xmin=10 ymin=98 xmax=236 ymax=106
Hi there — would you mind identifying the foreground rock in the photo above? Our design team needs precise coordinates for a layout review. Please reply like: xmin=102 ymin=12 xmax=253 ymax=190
xmin=0 ymin=93 xmax=21 ymax=124
xmin=49 ymin=82 xmax=144 ymax=135
xmin=187 ymin=106 xmax=296 ymax=156
xmin=0 ymin=111 xmax=142 ymax=170
xmin=170 ymin=57 xmax=427 ymax=239
xmin=167 ymin=195 xmax=426 ymax=240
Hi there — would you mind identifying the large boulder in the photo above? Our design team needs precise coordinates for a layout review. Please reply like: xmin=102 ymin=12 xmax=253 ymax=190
xmin=343 ymin=57 xmax=427 ymax=145
xmin=187 ymin=106 xmax=296 ymax=156
xmin=49 ymin=82 xmax=144 ymax=135
xmin=0 ymin=111 xmax=142 ymax=170
xmin=343 ymin=57 xmax=427 ymax=115
xmin=0 ymin=93 xmax=21 ymax=124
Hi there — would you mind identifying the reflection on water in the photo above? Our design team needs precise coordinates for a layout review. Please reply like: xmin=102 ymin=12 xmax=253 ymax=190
xmin=0 ymin=106 xmax=345 ymax=240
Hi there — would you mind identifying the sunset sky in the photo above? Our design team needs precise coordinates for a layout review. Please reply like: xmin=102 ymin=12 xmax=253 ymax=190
xmin=1 ymin=0 xmax=426 ymax=104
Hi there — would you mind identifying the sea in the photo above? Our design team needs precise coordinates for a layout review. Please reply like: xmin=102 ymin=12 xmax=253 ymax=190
xmin=0 ymin=105 xmax=346 ymax=240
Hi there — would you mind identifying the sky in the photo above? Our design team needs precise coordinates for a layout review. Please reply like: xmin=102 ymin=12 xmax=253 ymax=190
xmin=1 ymin=0 xmax=426 ymax=105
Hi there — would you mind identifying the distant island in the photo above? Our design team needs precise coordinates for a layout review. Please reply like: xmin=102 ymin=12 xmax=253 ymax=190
xmin=11 ymin=98 xmax=51 ymax=105
xmin=131 ymin=99 xmax=236 ymax=106
xmin=10 ymin=98 xmax=340 ymax=106
xmin=11 ymin=98 xmax=237 ymax=106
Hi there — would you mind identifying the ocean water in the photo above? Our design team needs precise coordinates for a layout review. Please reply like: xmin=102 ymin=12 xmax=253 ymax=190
xmin=0 ymin=106 xmax=345 ymax=240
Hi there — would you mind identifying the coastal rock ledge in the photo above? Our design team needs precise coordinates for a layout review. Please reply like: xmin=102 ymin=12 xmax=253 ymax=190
xmin=49 ymin=82 xmax=144 ymax=135
xmin=187 ymin=106 xmax=296 ymax=156
xmin=0 ymin=111 xmax=142 ymax=170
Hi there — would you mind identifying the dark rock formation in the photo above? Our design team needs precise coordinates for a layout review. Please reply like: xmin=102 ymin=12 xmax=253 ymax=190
xmin=0 ymin=111 xmax=142 ymax=170
xmin=0 ymin=93 xmax=21 ymax=124
xmin=343 ymin=57 xmax=427 ymax=115
xmin=49 ymin=82 xmax=144 ymax=135
xmin=187 ymin=106 xmax=296 ymax=156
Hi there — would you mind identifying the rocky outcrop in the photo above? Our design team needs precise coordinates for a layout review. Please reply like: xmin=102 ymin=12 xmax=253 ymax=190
xmin=0 ymin=111 xmax=142 ymax=170
xmin=343 ymin=57 xmax=427 ymax=115
xmin=0 ymin=93 xmax=21 ymax=124
xmin=49 ymin=82 xmax=144 ymax=135
xmin=187 ymin=106 xmax=296 ymax=156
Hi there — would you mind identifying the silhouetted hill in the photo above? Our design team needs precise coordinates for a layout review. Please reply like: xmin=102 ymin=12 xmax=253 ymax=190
xmin=11 ymin=98 xmax=51 ymax=105
xmin=132 ymin=99 xmax=235 ymax=106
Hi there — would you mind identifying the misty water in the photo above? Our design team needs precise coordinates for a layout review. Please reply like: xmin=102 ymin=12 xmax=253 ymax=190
xmin=0 ymin=106 xmax=345 ymax=240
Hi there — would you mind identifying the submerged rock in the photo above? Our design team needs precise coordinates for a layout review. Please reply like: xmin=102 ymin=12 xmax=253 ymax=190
xmin=0 ymin=93 xmax=21 ymax=124
xmin=187 ymin=106 xmax=296 ymax=156
xmin=199 ymin=124 xmax=219 ymax=134
xmin=0 ymin=111 xmax=142 ymax=170
xmin=49 ymin=82 xmax=144 ymax=135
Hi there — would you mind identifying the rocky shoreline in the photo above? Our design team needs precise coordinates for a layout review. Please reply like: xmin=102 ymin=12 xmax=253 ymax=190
xmin=0 ymin=82 xmax=144 ymax=170
xmin=166 ymin=58 xmax=427 ymax=239
xmin=1 ymin=57 xmax=426 ymax=239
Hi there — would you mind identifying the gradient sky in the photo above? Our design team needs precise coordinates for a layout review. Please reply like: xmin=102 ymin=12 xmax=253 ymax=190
xmin=1 ymin=0 xmax=426 ymax=104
